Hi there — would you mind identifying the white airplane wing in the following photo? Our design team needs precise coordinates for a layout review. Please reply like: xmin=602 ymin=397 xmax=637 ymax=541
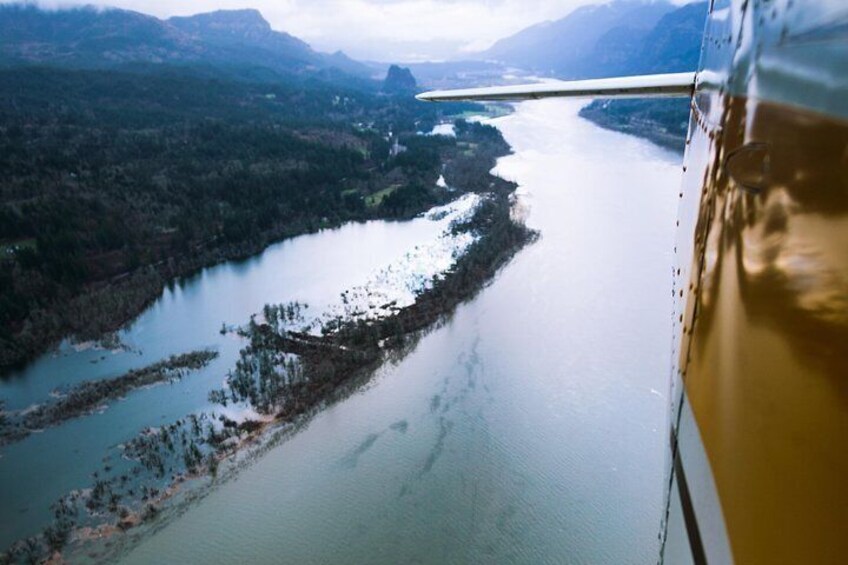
xmin=416 ymin=72 xmax=696 ymax=102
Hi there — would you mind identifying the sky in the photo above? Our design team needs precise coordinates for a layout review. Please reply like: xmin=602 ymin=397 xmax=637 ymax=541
xmin=10 ymin=0 xmax=611 ymax=61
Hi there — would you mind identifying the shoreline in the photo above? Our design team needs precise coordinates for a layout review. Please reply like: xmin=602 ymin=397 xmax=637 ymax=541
xmin=0 ymin=106 xmax=513 ymax=375
xmin=578 ymin=101 xmax=688 ymax=153
xmin=0 ymin=116 xmax=537 ymax=564
xmin=0 ymin=350 xmax=218 ymax=447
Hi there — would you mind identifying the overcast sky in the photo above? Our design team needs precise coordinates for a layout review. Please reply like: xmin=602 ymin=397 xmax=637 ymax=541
xmin=14 ymin=0 xmax=616 ymax=61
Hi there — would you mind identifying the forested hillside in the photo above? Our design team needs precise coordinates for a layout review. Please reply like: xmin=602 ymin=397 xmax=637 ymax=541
xmin=0 ymin=5 xmax=368 ymax=77
xmin=471 ymin=0 xmax=708 ymax=151
xmin=579 ymin=1 xmax=708 ymax=150
xmin=480 ymin=0 xmax=675 ymax=77
xmin=0 ymin=10 xmax=502 ymax=370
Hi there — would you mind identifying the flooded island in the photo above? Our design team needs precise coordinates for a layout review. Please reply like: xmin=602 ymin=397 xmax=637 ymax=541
xmin=0 ymin=110 xmax=536 ymax=563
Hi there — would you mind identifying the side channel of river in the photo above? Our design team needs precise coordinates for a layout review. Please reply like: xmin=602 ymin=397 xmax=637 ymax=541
xmin=0 ymin=188 xmax=481 ymax=549
xmin=117 ymin=99 xmax=682 ymax=564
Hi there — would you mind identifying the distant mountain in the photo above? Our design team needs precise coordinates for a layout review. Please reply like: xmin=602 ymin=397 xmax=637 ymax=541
xmin=625 ymin=0 xmax=707 ymax=73
xmin=0 ymin=4 xmax=194 ymax=67
xmin=168 ymin=9 xmax=315 ymax=66
xmin=401 ymin=60 xmax=520 ymax=90
xmin=382 ymin=64 xmax=417 ymax=93
xmin=167 ymin=9 xmax=369 ymax=76
xmin=321 ymin=50 xmax=372 ymax=78
xmin=579 ymin=2 xmax=708 ymax=151
xmin=479 ymin=0 xmax=675 ymax=78
xmin=474 ymin=0 xmax=707 ymax=151
xmin=0 ymin=4 xmax=369 ymax=78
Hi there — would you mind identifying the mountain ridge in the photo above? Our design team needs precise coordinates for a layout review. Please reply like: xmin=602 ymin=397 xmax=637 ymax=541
xmin=478 ymin=0 xmax=676 ymax=78
xmin=578 ymin=1 xmax=708 ymax=151
xmin=0 ymin=4 xmax=369 ymax=78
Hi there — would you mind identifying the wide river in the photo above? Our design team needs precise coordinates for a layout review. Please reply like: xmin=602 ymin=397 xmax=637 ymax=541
xmin=1 ymin=99 xmax=682 ymax=563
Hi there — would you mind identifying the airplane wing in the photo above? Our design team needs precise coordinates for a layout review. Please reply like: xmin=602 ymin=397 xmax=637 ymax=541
xmin=416 ymin=72 xmax=696 ymax=102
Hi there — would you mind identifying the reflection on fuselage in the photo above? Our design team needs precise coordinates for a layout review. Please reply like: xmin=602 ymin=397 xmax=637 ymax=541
xmin=676 ymin=92 xmax=848 ymax=563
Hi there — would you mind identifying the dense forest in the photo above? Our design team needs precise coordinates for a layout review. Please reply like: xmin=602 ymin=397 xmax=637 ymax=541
xmin=578 ymin=97 xmax=692 ymax=151
xmin=0 ymin=64 xmax=488 ymax=370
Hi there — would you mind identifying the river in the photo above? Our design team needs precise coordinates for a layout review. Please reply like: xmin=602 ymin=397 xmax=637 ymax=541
xmin=0 ymin=194 xmax=479 ymax=549
xmin=1 ymin=99 xmax=682 ymax=563
xmin=121 ymin=99 xmax=681 ymax=564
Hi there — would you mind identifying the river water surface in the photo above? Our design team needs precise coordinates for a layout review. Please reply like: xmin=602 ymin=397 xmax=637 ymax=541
xmin=0 ymin=193 xmax=477 ymax=549
xmin=1 ymin=99 xmax=681 ymax=562
xmin=115 ymin=99 xmax=683 ymax=564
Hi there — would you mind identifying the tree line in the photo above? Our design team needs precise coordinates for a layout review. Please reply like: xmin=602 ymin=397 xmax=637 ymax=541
xmin=0 ymin=65 xmax=478 ymax=370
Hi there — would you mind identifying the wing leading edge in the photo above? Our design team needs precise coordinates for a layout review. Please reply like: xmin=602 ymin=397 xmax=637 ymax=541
xmin=416 ymin=72 xmax=696 ymax=102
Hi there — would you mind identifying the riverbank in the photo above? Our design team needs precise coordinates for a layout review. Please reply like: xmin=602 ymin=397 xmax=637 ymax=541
xmin=213 ymin=182 xmax=536 ymax=423
xmin=117 ymin=98 xmax=679 ymax=565
xmin=578 ymin=98 xmax=690 ymax=153
xmin=0 ymin=114 xmax=536 ymax=563
xmin=0 ymin=350 xmax=218 ymax=447
xmin=0 ymin=110 xmax=509 ymax=374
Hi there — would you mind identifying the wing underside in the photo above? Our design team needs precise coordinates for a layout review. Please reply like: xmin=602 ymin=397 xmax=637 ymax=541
xmin=416 ymin=72 xmax=696 ymax=102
